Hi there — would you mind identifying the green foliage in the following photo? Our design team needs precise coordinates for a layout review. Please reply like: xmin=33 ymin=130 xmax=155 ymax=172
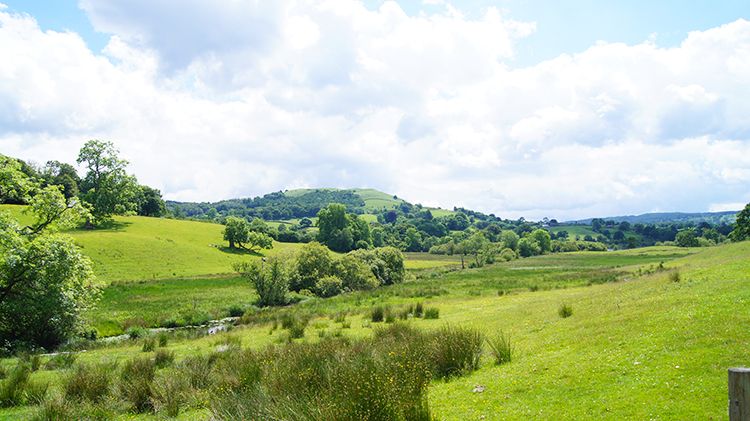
xmin=371 ymin=306 xmax=385 ymax=323
xmin=675 ymin=229 xmax=700 ymax=247
xmin=316 ymin=203 xmax=372 ymax=252
xmin=333 ymin=254 xmax=379 ymax=291
xmin=531 ymin=229 xmax=552 ymax=253
xmin=0 ymin=196 xmax=98 ymax=352
xmin=233 ymin=257 xmax=289 ymax=306
xmin=517 ymin=237 xmax=541 ymax=257
xmin=151 ymin=367 xmax=189 ymax=418
xmin=0 ymin=155 xmax=35 ymax=204
xmin=292 ymin=241 xmax=333 ymax=292
xmin=77 ymin=139 xmax=138 ymax=225
xmin=315 ymin=275 xmax=344 ymax=298
xmin=731 ymin=202 xmax=750 ymax=242
xmin=223 ymin=216 xmax=274 ymax=251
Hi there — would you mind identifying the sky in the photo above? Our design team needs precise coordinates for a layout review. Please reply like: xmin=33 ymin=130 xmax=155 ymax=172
xmin=1 ymin=1 xmax=749 ymax=221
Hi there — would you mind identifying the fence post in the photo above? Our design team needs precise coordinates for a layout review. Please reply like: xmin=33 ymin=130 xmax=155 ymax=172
xmin=729 ymin=368 xmax=750 ymax=421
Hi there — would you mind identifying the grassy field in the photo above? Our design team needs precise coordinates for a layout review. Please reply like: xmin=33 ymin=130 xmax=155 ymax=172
xmin=1 ymin=207 xmax=748 ymax=420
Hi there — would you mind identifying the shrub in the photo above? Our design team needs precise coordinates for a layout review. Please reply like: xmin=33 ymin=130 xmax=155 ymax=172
xmin=487 ymin=332 xmax=513 ymax=365
xmin=315 ymin=275 xmax=344 ymax=298
xmin=424 ymin=308 xmax=440 ymax=320
xmin=227 ymin=304 xmax=245 ymax=318
xmin=158 ymin=332 xmax=168 ymax=348
xmin=558 ymin=303 xmax=573 ymax=318
xmin=61 ymin=363 xmax=113 ymax=403
xmin=127 ymin=326 xmax=147 ymax=340
xmin=234 ymin=257 xmax=290 ymax=307
xmin=669 ymin=270 xmax=681 ymax=283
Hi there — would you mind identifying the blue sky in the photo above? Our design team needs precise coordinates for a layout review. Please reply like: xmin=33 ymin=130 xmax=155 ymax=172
xmin=2 ymin=0 xmax=750 ymax=220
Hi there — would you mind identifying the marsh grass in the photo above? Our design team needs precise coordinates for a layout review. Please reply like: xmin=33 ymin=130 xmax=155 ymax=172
xmin=61 ymin=362 xmax=114 ymax=403
xmin=558 ymin=303 xmax=573 ymax=318
xmin=118 ymin=357 xmax=155 ymax=413
xmin=0 ymin=362 xmax=30 ymax=407
xmin=486 ymin=331 xmax=513 ymax=365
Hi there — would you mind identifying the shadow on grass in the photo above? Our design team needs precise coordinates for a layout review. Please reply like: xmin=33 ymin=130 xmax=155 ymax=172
xmin=218 ymin=246 xmax=267 ymax=257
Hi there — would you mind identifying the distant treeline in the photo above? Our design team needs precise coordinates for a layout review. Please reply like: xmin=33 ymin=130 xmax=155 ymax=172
xmin=167 ymin=190 xmax=366 ymax=220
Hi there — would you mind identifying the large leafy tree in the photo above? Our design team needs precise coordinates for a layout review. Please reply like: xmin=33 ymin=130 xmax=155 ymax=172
xmin=731 ymin=202 xmax=750 ymax=242
xmin=0 ymin=155 xmax=35 ymax=204
xmin=317 ymin=203 xmax=372 ymax=252
xmin=0 ymin=185 xmax=98 ymax=353
xmin=223 ymin=217 xmax=273 ymax=252
xmin=77 ymin=140 xmax=137 ymax=224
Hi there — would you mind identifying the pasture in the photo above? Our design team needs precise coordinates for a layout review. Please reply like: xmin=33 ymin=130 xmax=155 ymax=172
xmin=0 ymin=209 xmax=747 ymax=420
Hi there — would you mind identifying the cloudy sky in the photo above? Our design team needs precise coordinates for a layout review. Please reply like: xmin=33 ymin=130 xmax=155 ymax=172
xmin=1 ymin=0 xmax=749 ymax=221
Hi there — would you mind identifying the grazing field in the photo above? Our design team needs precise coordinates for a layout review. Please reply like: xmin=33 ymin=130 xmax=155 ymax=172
xmin=65 ymin=215 xmax=302 ymax=284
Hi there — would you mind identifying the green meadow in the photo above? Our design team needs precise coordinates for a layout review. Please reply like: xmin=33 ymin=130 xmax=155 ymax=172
xmin=1 ymin=210 xmax=748 ymax=420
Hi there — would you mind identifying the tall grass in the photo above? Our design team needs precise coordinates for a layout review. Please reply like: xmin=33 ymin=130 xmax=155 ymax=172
xmin=486 ymin=331 xmax=513 ymax=365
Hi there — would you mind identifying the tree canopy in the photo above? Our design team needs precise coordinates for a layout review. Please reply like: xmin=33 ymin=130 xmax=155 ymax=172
xmin=730 ymin=202 xmax=750 ymax=242
xmin=77 ymin=139 xmax=138 ymax=224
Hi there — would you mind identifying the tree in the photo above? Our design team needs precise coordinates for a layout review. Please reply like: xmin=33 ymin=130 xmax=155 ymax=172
xmin=0 ymin=186 xmax=98 ymax=352
xmin=531 ymin=229 xmax=551 ymax=253
xmin=292 ymin=242 xmax=333 ymax=292
xmin=517 ymin=237 xmax=541 ymax=257
xmin=0 ymin=155 xmax=35 ymax=204
xmin=730 ymin=203 xmax=750 ymax=242
xmin=233 ymin=257 xmax=288 ymax=306
xmin=501 ymin=230 xmax=520 ymax=251
xmin=223 ymin=217 xmax=274 ymax=252
xmin=675 ymin=229 xmax=699 ymax=247
xmin=133 ymin=185 xmax=166 ymax=217
xmin=317 ymin=203 xmax=372 ymax=252
xmin=223 ymin=217 xmax=249 ymax=249
xmin=76 ymin=140 xmax=137 ymax=224
xmin=627 ymin=236 xmax=638 ymax=249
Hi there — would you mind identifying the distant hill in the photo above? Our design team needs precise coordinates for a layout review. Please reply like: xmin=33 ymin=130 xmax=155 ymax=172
xmin=167 ymin=188 xmax=455 ymax=222
xmin=568 ymin=211 xmax=739 ymax=226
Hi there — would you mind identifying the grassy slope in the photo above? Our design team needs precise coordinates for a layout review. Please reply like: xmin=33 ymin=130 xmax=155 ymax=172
xmin=428 ymin=241 xmax=750 ymax=420
xmin=67 ymin=215 xmax=299 ymax=283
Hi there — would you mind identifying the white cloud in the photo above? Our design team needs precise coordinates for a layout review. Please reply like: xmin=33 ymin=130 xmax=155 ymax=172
xmin=1 ymin=5 xmax=749 ymax=220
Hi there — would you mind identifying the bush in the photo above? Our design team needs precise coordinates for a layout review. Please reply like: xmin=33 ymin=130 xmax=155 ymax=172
xmin=669 ymin=270 xmax=681 ymax=283
xmin=227 ymin=305 xmax=245 ymax=318
xmin=127 ymin=326 xmax=147 ymax=340
xmin=414 ymin=302 xmax=424 ymax=318
xmin=61 ymin=363 xmax=113 ymax=403
xmin=487 ymin=332 xmax=513 ymax=365
xmin=558 ymin=303 xmax=573 ymax=318
xmin=233 ymin=258 xmax=290 ymax=306
xmin=315 ymin=275 xmax=344 ymax=298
